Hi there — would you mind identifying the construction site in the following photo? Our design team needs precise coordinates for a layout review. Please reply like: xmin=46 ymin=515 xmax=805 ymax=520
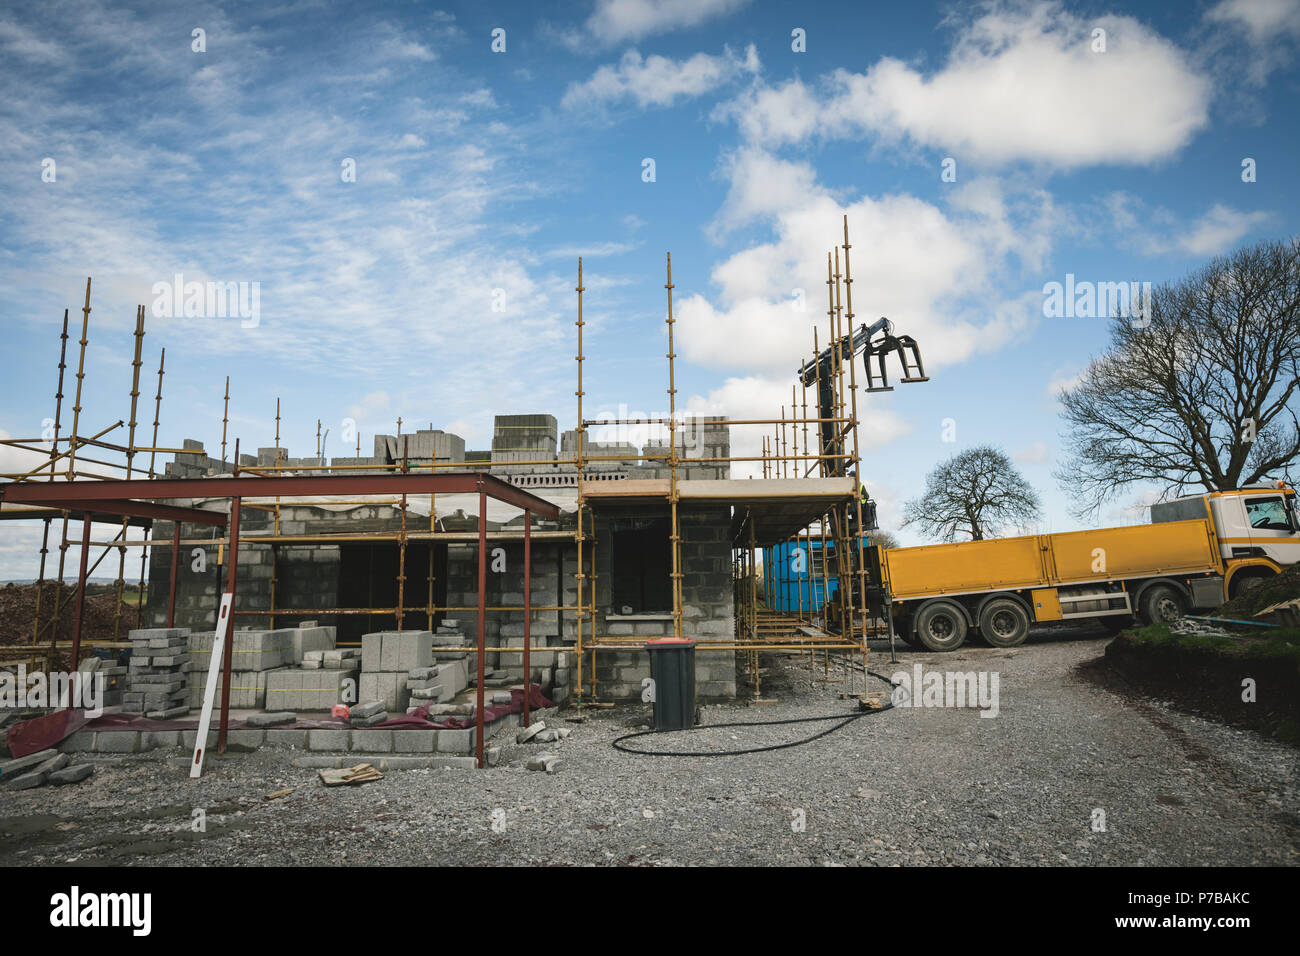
xmin=0 ymin=221 xmax=922 ymax=776
xmin=1 ymin=220 xmax=1296 ymax=883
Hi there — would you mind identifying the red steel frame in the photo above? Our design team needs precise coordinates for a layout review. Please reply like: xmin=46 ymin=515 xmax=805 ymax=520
xmin=1 ymin=472 xmax=559 ymax=768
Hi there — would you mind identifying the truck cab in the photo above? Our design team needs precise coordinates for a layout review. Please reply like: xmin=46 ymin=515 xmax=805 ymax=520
xmin=1154 ymin=484 xmax=1299 ymax=595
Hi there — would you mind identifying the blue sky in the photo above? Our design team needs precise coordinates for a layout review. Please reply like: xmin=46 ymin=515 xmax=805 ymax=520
xmin=1 ymin=0 xmax=1298 ymax=578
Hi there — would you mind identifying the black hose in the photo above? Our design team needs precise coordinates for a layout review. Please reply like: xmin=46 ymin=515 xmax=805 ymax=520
xmin=611 ymin=669 xmax=897 ymax=757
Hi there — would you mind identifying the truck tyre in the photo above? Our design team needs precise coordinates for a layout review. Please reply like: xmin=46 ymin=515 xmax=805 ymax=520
xmin=1139 ymin=584 xmax=1186 ymax=625
xmin=913 ymin=600 xmax=968 ymax=652
xmin=978 ymin=598 xmax=1030 ymax=648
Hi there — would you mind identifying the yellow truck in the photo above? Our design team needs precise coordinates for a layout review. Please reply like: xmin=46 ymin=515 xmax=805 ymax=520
xmin=882 ymin=484 xmax=1299 ymax=651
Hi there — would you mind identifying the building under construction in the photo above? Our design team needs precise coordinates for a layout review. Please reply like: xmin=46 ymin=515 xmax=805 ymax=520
xmin=1 ymin=219 xmax=925 ymax=765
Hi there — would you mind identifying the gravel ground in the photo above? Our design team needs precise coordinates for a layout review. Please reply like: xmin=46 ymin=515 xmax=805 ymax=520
xmin=2 ymin=624 xmax=1296 ymax=866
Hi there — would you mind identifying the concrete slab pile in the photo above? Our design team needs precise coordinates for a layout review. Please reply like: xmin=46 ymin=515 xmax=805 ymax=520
xmin=359 ymin=630 xmax=435 ymax=712
xmin=124 ymin=628 xmax=191 ymax=718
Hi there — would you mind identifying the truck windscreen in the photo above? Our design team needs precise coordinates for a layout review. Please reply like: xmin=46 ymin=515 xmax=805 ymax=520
xmin=1245 ymin=496 xmax=1295 ymax=532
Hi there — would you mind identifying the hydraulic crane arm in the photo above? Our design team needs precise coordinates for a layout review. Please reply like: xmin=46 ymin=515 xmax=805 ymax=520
xmin=797 ymin=318 xmax=929 ymax=476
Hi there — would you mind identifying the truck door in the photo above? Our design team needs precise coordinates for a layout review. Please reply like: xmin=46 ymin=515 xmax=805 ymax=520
xmin=1243 ymin=493 xmax=1300 ymax=566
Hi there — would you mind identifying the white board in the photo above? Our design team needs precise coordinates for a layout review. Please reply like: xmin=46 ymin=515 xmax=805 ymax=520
xmin=189 ymin=592 xmax=233 ymax=779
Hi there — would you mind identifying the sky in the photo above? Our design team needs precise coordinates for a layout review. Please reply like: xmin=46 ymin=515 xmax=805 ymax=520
xmin=0 ymin=0 xmax=1298 ymax=580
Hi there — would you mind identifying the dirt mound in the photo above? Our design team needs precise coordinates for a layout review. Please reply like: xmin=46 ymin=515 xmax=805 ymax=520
xmin=0 ymin=582 xmax=143 ymax=664
xmin=1216 ymin=563 xmax=1300 ymax=620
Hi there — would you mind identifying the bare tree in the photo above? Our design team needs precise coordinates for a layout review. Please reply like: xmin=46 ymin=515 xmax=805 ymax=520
xmin=865 ymin=530 xmax=901 ymax=550
xmin=1056 ymin=237 xmax=1300 ymax=518
xmin=902 ymin=446 xmax=1041 ymax=541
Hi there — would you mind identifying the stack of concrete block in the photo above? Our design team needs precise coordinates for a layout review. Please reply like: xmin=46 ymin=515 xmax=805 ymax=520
xmin=189 ymin=628 xmax=293 ymax=672
xmin=349 ymin=699 xmax=388 ymax=727
xmin=124 ymin=628 xmax=191 ymax=718
xmin=287 ymin=621 xmax=335 ymax=663
xmin=265 ymin=661 xmax=359 ymax=711
xmin=302 ymin=648 xmax=360 ymax=670
xmin=431 ymin=622 xmax=471 ymax=673
xmin=404 ymin=658 xmax=471 ymax=713
xmin=186 ymin=629 xmax=295 ymax=710
xmin=360 ymin=630 xmax=434 ymax=712
xmin=552 ymin=651 xmax=572 ymax=703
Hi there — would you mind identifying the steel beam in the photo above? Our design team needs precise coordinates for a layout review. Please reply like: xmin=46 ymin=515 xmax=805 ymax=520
xmin=0 ymin=472 xmax=561 ymax=518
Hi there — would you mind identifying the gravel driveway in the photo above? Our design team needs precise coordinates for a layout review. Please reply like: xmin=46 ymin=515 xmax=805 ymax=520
xmin=2 ymin=625 xmax=1296 ymax=866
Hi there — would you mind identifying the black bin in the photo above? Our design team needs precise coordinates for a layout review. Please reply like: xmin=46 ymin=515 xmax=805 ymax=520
xmin=646 ymin=638 xmax=696 ymax=729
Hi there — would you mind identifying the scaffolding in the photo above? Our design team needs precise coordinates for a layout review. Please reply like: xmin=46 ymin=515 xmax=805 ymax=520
xmin=1 ymin=217 xmax=901 ymax=759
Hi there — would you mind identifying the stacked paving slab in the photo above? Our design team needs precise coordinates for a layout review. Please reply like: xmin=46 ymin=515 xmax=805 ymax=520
xmin=188 ymin=628 xmax=292 ymax=709
xmin=360 ymin=630 xmax=451 ymax=712
xmin=263 ymin=622 xmax=351 ymax=712
xmin=187 ymin=621 xmax=340 ymax=710
xmin=124 ymin=628 xmax=191 ymax=717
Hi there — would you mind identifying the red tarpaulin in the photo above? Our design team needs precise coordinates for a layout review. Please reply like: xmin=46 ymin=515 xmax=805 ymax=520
xmin=5 ymin=708 xmax=90 ymax=758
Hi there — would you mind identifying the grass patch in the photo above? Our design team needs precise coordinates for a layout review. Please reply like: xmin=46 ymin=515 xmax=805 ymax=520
xmin=1124 ymin=623 xmax=1300 ymax=661
xmin=1098 ymin=623 xmax=1300 ymax=747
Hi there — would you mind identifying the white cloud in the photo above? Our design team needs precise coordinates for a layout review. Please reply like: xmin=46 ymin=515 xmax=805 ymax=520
xmin=562 ymin=45 xmax=758 ymax=109
xmin=1103 ymin=193 xmax=1272 ymax=257
xmin=0 ymin=18 xmax=64 ymax=63
xmin=1179 ymin=203 xmax=1274 ymax=256
xmin=585 ymin=0 xmax=751 ymax=44
xmin=721 ymin=1 xmax=1211 ymax=168
xmin=679 ymin=149 xmax=1048 ymax=380
xmin=1206 ymin=0 xmax=1300 ymax=43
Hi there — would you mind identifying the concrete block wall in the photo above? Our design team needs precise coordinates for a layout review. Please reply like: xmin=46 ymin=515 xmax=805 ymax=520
xmin=588 ymin=505 xmax=737 ymax=700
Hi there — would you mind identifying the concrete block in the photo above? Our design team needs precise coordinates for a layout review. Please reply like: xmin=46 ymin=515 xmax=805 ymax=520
xmin=225 ymin=729 xmax=266 ymax=751
xmin=1 ymin=748 xmax=59 ymax=779
xmin=141 ymin=731 xmax=180 ymax=750
xmin=526 ymin=752 xmax=561 ymax=772
xmin=393 ymin=731 xmax=436 ymax=753
xmin=146 ymin=705 xmax=190 ymax=720
xmin=96 ymin=732 xmax=140 ymax=754
xmin=351 ymin=699 xmax=387 ymax=719
xmin=9 ymin=770 xmax=48 ymax=789
xmin=307 ymin=729 xmax=350 ymax=751
xmin=59 ymin=732 xmax=97 ymax=753
xmin=34 ymin=753 xmax=70 ymax=775
xmin=362 ymin=632 xmax=383 ymax=671
xmin=380 ymin=632 xmax=401 ymax=671
xmin=288 ymin=625 xmax=334 ymax=663
xmin=350 ymin=729 xmax=394 ymax=752
xmin=436 ymin=728 xmax=474 ymax=753
xmin=264 ymin=729 xmax=308 ymax=748
xmin=182 ymin=729 xmax=219 ymax=751
xmin=246 ymin=711 xmax=296 ymax=727
xmin=50 ymin=763 xmax=94 ymax=785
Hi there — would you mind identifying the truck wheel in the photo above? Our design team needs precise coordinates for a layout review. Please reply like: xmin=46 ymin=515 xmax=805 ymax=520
xmin=979 ymin=599 xmax=1030 ymax=648
xmin=914 ymin=600 xmax=968 ymax=652
xmin=1139 ymin=584 xmax=1186 ymax=625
